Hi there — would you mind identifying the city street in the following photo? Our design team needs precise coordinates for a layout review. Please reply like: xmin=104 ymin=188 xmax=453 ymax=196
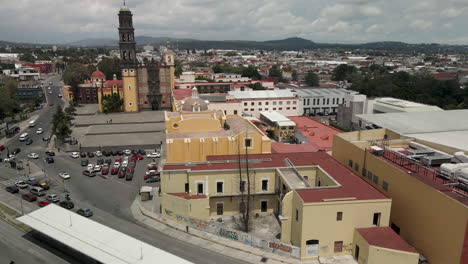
xmin=0 ymin=75 xmax=246 ymax=264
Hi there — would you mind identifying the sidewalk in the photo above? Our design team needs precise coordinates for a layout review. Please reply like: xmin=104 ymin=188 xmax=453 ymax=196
xmin=131 ymin=197 xmax=305 ymax=264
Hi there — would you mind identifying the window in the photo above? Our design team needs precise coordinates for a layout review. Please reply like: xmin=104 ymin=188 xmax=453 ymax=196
xmin=295 ymin=209 xmax=299 ymax=221
xmin=348 ymin=160 xmax=353 ymax=167
xmin=391 ymin=223 xmax=400 ymax=234
xmin=128 ymin=85 xmax=131 ymax=91
xmin=251 ymin=102 xmax=254 ymax=106
xmin=337 ymin=212 xmax=343 ymax=221
xmin=265 ymin=102 xmax=269 ymax=105
xmin=216 ymin=203 xmax=224 ymax=215
xmin=240 ymin=180 xmax=246 ymax=192
xmin=279 ymin=101 xmax=283 ymax=105
xmin=244 ymin=108 xmax=248 ymax=112
xmin=259 ymin=108 xmax=262 ymax=111
xmin=184 ymin=183 xmax=189 ymax=193
xmin=128 ymin=102 xmax=132 ymax=106
xmin=354 ymin=163 xmax=359 ymax=171
xmin=245 ymin=138 xmax=252 ymax=148
xmin=355 ymin=245 xmax=360 ymax=260
xmin=273 ymin=108 xmax=276 ymax=110
xmin=322 ymin=98 xmax=325 ymax=104
xmin=332 ymin=98 xmax=335 ymax=104
xmin=261 ymin=179 xmax=268 ymax=191
xmin=279 ymin=107 xmax=282 ymax=110
xmin=373 ymin=213 xmax=381 ymax=226
xmin=287 ymin=101 xmax=291 ymax=105
xmin=197 ymin=183 xmax=204 ymax=194
xmin=293 ymin=101 xmax=297 ymax=104
xmin=244 ymin=102 xmax=247 ymax=106
xmin=293 ymin=107 xmax=296 ymax=110
xmin=265 ymin=108 xmax=269 ymax=111
xmin=250 ymin=108 xmax=254 ymax=111
xmin=259 ymin=102 xmax=262 ymax=105
xmin=334 ymin=241 xmax=343 ymax=253
xmin=327 ymin=98 xmax=329 ymax=104
xmin=216 ymin=181 xmax=224 ymax=193
xmin=362 ymin=168 xmax=367 ymax=177
xmin=383 ymin=181 xmax=389 ymax=191
xmin=373 ymin=175 xmax=379 ymax=184
xmin=367 ymin=171 xmax=373 ymax=181
xmin=273 ymin=101 xmax=277 ymax=105
xmin=261 ymin=201 xmax=268 ymax=212
xmin=286 ymin=107 xmax=290 ymax=110
xmin=234 ymin=110 xmax=238 ymax=115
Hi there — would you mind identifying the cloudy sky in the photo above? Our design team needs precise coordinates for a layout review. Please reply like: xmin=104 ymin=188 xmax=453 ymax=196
xmin=1 ymin=0 xmax=467 ymax=44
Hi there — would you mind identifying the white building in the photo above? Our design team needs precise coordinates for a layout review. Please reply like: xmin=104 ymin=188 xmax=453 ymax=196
xmin=294 ymin=88 xmax=358 ymax=115
xmin=2 ymin=67 xmax=40 ymax=81
xmin=228 ymin=89 xmax=301 ymax=118
xmin=213 ymin=73 xmax=250 ymax=83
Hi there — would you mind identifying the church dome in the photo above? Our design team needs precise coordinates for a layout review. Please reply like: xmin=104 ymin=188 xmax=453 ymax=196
xmin=181 ymin=97 xmax=209 ymax=112
xmin=91 ymin=70 xmax=106 ymax=79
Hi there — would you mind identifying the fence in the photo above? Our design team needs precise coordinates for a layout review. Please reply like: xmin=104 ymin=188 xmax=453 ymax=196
xmin=170 ymin=211 xmax=301 ymax=259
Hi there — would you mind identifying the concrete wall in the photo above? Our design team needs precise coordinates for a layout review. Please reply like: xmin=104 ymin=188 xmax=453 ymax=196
xmin=353 ymin=231 xmax=419 ymax=264
xmin=333 ymin=131 xmax=468 ymax=264
xmin=161 ymin=193 xmax=210 ymax=220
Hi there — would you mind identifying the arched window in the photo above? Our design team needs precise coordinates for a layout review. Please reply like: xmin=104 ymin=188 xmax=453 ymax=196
xmin=121 ymin=34 xmax=125 ymax=41
xmin=122 ymin=51 xmax=127 ymax=60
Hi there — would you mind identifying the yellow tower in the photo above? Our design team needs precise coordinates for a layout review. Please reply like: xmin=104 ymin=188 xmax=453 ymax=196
xmin=122 ymin=68 xmax=138 ymax=112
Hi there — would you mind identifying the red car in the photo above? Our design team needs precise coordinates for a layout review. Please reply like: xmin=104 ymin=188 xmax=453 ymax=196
xmin=126 ymin=167 xmax=135 ymax=173
xmin=38 ymin=200 xmax=51 ymax=207
xmin=144 ymin=171 xmax=160 ymax=179
xmin=118 ymin=170 xmax=126 ymax=178
xmin=132 ymin=154 xmax=144 ymax=160
xmin=101 ymin=167 xmax=109 ymax=175
xmin=0 ymin=145 xmax=4 ymax=151
xmin=115 ymin=157 xmax=122 ymax=163
xmin=22 ymin=193 xmax=37 ymax=202
xmin=111 ymin=167 xmax=119 ymax=175
xmin=49 ymin=103 xmax=54 ymax=106
xmin=147 ymin=163 xmax=158 ymax=170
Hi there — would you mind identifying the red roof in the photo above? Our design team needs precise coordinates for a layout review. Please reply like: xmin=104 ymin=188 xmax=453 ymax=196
xmin=169 ymin=193 xmax=207 ymax=200
xmin=287 ymin=116 xmax=342 ymax=151
xmin=105 ymin=79 xmax=123 ymax=88
xmin=164 ymin=152 xmax=387 ymax=202
xmin=357 ymin=227 xmax=417 ymax=253
xmin=91 ymin=70 xmax=106 ymax=79
xmin=434 ymin=73 xmax=457 ymax=79
xmin=272 ymin=142 xmax=320 ymax=153
xmin=173 ymin=88 xmax=193 ymax=100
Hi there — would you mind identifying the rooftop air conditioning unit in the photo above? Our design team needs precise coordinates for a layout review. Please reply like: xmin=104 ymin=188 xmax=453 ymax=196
xmin=421 ymin=155 xmax=452 ymax=166
xmin=370 ymin=146 xmax=384 ymax=156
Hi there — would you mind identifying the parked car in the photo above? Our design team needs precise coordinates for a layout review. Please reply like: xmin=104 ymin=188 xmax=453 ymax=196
xmin=5 ymin=185 xmax=19 ymax=193
xmin=59 ymin=200 xmax=74 ymax=209
xmin=132 ymin=154 xmax=144 ymax=160
xmin=118 ymin=169 xmax=126 ymax=178
xmin=80 ymin=152 xmax=87 ymax=158
xmin=102 ymin=150 xmax=110 ymax=157
xmin=39 ymin=182 xmax=50 ymax=190
xmin=27 ymin=153 xmax=39 ymax=159
xmin=86 ymin=164 xmax=94 ymax=171
xmin=111 ymin=150 xmax=118 ymax=156
xmin=4 ymin=155 xmax=15 ymax=162
xmin=121 ymin=160 xmax=128 ymax=167
xmin=144 ymin=171 xmax=160 ymax=179
xmin=22 ymin=193 xmax=37 ymax=202
xmin=81 ymin=159 xmax=89 ymax=166
xmin=15 ymin=181 xmax=28 ymax=189
xmin=111 ymin=167 xmax=119 ymax=175
xmin=46 ymin=194 xmax=60 ymax=203
xmin=125 ymin=172 xmax=134 ymax=181
xmin=59 ymin=172 xmax=71 ymax=179
xmin=93 ymin=164 xmax=102 ymax=172
xmin=117 ymin=150 xmax=124 ymax=156
xmin=131 ymin=149 xmax=138 ymax=155
xmin=25 ymin=138 xmax=33 ymax=145
xmin=0 ymin=144 xmax=4 ymax=151
xmin=138 ymin=149 xmax=146 ymax=155
xmin=70 ymin=152 xmax=80 ymax=159
xmin=123 ymin=149 xmax=131 ymax=155
xmin=96 ymin=158 xmax=104 ymax=165
xmin=12 ymin=148 xmax=21 ymax=155
xmin=87 ymin=152 xmax=95 ymax=158
xmin=95 ymin=151 xmax=102 ymax=157
xmin=126 ymin=167 xmax=135 ymax=173
xmin=82 ymin=170 xmax=96 ymax=177
xmin=45 ymin=156 xmax=54 ymax=163
xmin=147 ymin=163 xmax=158 ymax=170
xmin=145 ymin=177 xmax=160 ymax=183
xmin=115 ymin=157 xmax=122 ymax=163
xmin=25 ymin=178 xmax=40 ymax=186
xmin=30 ymin=186 xmax=45 ymax=196
xmin=36 ymin=128 xmax=44 ymax=134
xmin=77 ymin=208 xmax=93 ymax=217
xmin=101 ymin=167 xmax=109 ymax=175
xmin=45 ymin=150 xmax=55 ymax=156
xmin=146 ymin=170 xmax=159 ymax=176
xmin=129 ymin=161 xmax=136 ymax=168
xmin=113 ymin=162 xmax=121 ymax=168
xmin=104 ymin=159 xmax=112 ymax=165
xmin=38 ymin=200 xmax=51 ymax=207
xmin=147 ymin=152 xmax=161 ymax=158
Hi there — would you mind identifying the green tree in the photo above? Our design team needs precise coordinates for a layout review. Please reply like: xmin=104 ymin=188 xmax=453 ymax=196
xmin=19 ymin=53 xmax=35 ymax=62
xmin=305 ymin=71 xmax=319 ymax=86
xmin=195 ymin=76 xmax=214 ymax=82
xmin=64 ymin=105 xmax=76 ymax=116
xmin=101 ymin=94 xmax=124 ymax=113
xmin=268 ymin=65 xmax=282 ymax=78
xmin=212 ymin=64 xmax=223 ymax=73
xmin=174 ymin=60 xmax=183 ymax=77
xmin=225 ymin=51 xmax=238 ymax=56
xmin=51 ymin=106 xmax=72 ymax=139
xmin=332 ymin=64 xmax=357 ymax=81
xmin=97 ymin=57 xmax=122 ymax=79
xmin=63 ymin=63 xmax=89 ymax=102
xmin=241 ymin=65 xmax=261 ymax=80
xmin=190 ymin=61 xmax=208 ymax=67
xmin=292 ymin=70 xmax=298 ymax=81
xmin=0 ymin=78 xmax=20 ymax=119
xmin=247 ymin=82 xmax=265 ymax=90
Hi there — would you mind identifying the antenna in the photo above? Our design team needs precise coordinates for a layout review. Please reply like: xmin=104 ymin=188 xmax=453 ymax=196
xmin=123 ymin=0 xmax=126 ymax=6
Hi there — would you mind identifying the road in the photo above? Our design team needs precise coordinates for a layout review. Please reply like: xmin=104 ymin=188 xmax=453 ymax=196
xmin=0 ymin=74 xmax=247 ymax=264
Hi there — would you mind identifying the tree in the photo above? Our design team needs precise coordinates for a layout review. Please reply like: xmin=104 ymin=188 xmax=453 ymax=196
xmin=19 ymin=53 xmax=35 ymax=62
xmin=97 ymin=57 xmax=122 ymax=79
xmin=195 ymin=76 xmax=214 ymax=82
xmin=63 ymin=63 xmax=89 ymax=102
xmin=212 ymin=64 xmax=223 ymax=74
xmin=64 ymin=105 xmax=76 ymax=116
xmin=225 ymin=51 xmax=238 ymax=56
xmin=241 ymin=65 xmax=261 ymax=80
xmin=52 ymin=106 xmax=72 ymax=140
xmin=332 ymin=64 xmax=357 ymax=81
xmin=292 ymin=70 xmax=298 ymax=81
xmin=190 ymin=61 xmax=208 ymax=67
xmin=174 ymin=60 xmax=183 ymax=77
xmin=101 ymin=94 xmax=123 ymax=113
xmin=247 ymin=82 xmax=265 ymax=90
xmin=268 ymin=65 xmax=282 ymax=78
xmin=305 ymin=71 xmax=319 ymax=86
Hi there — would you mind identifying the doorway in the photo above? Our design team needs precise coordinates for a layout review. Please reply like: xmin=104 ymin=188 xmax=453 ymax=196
xmin=216 ymin=203 xmax=224 ymax=215
xmin=306 ymin=240 xmax=319 ymax=257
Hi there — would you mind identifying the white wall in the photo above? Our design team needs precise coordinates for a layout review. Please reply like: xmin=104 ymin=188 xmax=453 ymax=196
xmin=208 ymin=101 xmax=243 ymax=116
xmin=239 ymin=98 xmax=301 ymax=118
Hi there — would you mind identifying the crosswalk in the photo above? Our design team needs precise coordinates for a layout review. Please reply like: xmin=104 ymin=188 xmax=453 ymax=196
xmin=0 ymin=172 xmax=46 ymax=187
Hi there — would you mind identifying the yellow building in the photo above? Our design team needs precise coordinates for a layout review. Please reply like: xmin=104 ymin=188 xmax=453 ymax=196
xmin=259 ymin=111 xmax=296 ymax=142
xmin=62 ymin=85 xmax=74 ymax=102
xmin=97 ymin=76 xmax=124 ymax=112
xmin=165 ymin=88 xmax=271 ymax=163
xmin=160 ymin=151 xmax=416 ymax=261
xmin=122 ymin=68 xmax=139 ymax=112
xmin=332 ymin=129 xmax=468 ymax=264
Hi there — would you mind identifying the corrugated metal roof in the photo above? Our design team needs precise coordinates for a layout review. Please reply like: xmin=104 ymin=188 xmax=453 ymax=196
xmin=17 ymin=204 xmax=192 ymax=264
xmin=228 ymin=89 xmax=295 ymax=99
xmin=294 ymin=88 xmax=357 ymax=97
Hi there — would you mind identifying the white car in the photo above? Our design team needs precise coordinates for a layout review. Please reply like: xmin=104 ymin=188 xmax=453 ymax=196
xmin=48 ymin=86 xmax=51 ymax=90
xmin=94 ymin=151 xmax=102 ymax=157
xmin=15 ymin=181 xmax=28 ymax=189
xmin=123 ymin=149 xmax=131 ymax=155
xmin=69 ymin=152 xmax=80 ymax=159
xmin=48 ymin=91 xmax=52 ymax=94
xmin=27 ymin=153 xmax=39 ymax=159
xmin=122 ymin=160 xmax=128 ymax=167
xmin=87 ymin=164 xmax=94 ymax=171
xmin=36 ymin=128 xmax=44 ymax=134
xmin=59 ymin=172 xmax=71 ymax=179
xmin=146 ymin=170 xmax=158 ymax=175
xmin=147 ymin=152 xmax=161 ymax=158
xmin=4 ymin=155 xmax=16 ymax=162
xmin=113 ymin=162 xmax=121 ymax=168
xmin=93 ymin=164 xmax=102 ymax=172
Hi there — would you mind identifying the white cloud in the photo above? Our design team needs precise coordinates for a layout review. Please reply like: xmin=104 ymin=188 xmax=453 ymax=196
xmin=0 ymin=0 xmax=466 ymax=44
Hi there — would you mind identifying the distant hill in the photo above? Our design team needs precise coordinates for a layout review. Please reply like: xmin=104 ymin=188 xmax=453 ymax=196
xmin=67 ymin=38 xmax=117 ymax=47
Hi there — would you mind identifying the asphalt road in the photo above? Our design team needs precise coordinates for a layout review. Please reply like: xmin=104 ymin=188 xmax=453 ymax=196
xmin=0 ymin=74 xmax=247 ymax=264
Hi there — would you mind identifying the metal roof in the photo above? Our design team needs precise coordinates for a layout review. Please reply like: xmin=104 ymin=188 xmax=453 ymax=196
xmin=228 ymin=89 xmax=295 ymax=99
xmin=260 ymin=111 xmax=291 ymax=122
xmin=17 ymin=204 xmax=192 ymax=264
xmin=294 ymin=88 xmax=357 ymax=98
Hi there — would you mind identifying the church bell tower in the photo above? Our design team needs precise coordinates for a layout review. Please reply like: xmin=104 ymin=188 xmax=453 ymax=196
xmin=118 ymin=2 xmax=139 ymax=112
